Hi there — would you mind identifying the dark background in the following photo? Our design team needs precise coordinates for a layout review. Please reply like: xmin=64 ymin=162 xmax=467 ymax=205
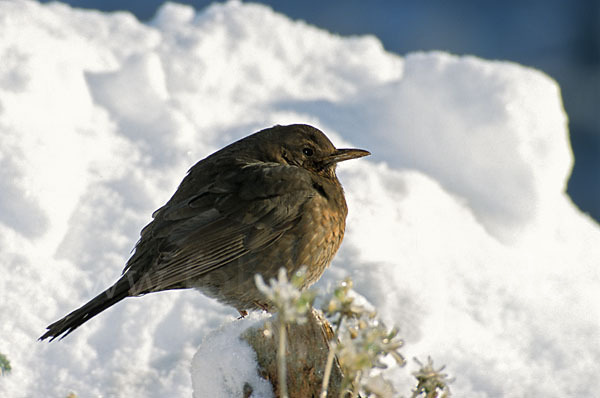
xmin=41 ymin=0 xmax=600 ymax=223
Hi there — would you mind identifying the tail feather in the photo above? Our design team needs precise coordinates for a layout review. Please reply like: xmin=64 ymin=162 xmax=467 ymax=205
xmin=39 ymin=279 xmax=131 ymax=342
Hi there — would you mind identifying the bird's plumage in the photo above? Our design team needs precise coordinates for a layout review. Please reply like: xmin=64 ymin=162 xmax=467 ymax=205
xmin=40 ymin=124 xmax=369 ymax=341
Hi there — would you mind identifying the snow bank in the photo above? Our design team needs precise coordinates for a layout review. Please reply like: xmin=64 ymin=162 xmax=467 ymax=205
xmin=0 ymin=1 xmax=598 ymax=397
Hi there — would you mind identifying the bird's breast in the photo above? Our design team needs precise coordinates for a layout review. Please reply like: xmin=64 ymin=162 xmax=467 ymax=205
xmin=292 ymin=185 xmax=348 ymax=287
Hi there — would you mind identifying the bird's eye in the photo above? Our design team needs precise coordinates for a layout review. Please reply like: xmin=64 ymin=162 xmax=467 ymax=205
xmin=302 ymin=147 xmax=314 ymax=156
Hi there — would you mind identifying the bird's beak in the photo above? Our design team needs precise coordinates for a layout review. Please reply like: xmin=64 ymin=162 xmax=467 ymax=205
xmin=323 ymin=148 xmax=371 ymax=166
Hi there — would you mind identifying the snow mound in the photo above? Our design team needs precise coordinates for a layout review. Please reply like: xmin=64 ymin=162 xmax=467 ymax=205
xmin=0 ymin=1 xmax=598 ymax=397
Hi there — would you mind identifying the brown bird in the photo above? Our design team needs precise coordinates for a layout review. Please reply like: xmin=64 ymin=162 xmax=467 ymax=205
xmin=40 ymin=124 xmax=369 ymax=341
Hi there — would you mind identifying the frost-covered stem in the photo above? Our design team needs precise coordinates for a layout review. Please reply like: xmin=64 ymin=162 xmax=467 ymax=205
xmin=319 ymin=341 xmax=337 ymax=398
xmin=278 ymin=320 xmax=288 ymax=398
xmin=348 ymin=371 xmax=362 ymax=398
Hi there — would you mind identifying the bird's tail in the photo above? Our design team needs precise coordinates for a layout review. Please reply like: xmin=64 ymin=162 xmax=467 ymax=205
xmin=39 ymin=278 xmax=131 ymax=342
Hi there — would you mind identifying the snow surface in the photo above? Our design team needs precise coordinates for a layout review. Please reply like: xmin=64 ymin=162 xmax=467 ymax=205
xmin=191 ymin=312 xmax=273 ymax=398
xmin=0 ymin=0 xmax=599 ymax=397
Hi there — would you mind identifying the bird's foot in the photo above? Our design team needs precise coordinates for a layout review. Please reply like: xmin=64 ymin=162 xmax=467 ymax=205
xmin=253 ymin=301 xmax=270 ymax=312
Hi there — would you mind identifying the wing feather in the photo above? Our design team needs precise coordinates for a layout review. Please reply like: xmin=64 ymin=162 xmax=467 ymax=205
xmin=126 ymin=162 xmax=314 ymax=295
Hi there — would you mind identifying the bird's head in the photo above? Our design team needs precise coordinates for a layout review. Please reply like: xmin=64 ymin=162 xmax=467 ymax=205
xmin=256 ymin=124 xmax=370 ymax=179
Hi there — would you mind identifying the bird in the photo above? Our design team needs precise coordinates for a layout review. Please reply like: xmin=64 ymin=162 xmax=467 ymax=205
xmin=40 ymin=124 xmax=370 ymax=341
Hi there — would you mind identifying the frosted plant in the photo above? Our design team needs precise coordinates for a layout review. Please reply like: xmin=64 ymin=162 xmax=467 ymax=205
xmin=255 ymin=267 xmax=316 ymax=398
xmin=255 ymin=273 xmax=450 ymax=398
xmin=321 ymin=278 xmax=405 ymax=398
xmin=322 ymin=278 xmax=375 ymax=333
xmin=255 ymin=267 xmax=316 ymax=324
xmin=410 ymin=357 xmax=452 ymax=398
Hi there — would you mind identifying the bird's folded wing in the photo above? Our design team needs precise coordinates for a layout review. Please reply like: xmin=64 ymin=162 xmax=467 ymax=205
xmin=125 ymin=163 xmax=315 ymax=295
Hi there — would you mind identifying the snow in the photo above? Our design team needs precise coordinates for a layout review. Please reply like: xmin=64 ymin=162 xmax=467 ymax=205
xmin=191 ymin=313 xmax=273 ymax=398
xmin=0 ymin=0 xmax=599 ymax=397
